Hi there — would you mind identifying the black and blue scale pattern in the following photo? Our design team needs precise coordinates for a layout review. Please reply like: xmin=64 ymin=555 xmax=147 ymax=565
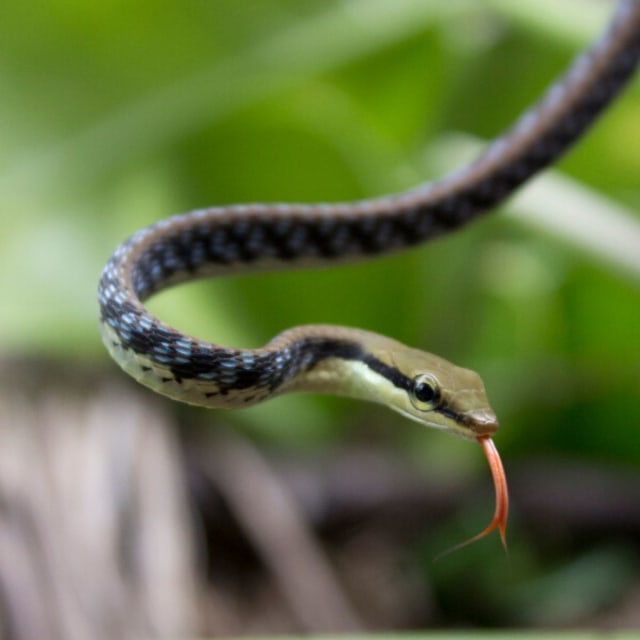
xmin=98 ymin=210 xmax=420 ymax=402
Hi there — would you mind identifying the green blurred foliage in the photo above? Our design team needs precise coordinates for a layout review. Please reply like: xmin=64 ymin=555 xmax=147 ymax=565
xmin=2 ymin=0 xmax=639 ymax=628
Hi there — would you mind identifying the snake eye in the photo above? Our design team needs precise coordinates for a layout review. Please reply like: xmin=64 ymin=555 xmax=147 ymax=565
xmin=410 ymin=374 xmax=441 ymax=411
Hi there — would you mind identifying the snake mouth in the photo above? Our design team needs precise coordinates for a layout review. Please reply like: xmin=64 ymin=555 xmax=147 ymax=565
xmin=468 ymin=410 xmax=499 ymax=436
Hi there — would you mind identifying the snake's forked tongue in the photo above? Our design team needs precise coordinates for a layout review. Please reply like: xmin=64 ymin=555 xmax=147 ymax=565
xmin=437 ymin=436 xmax=508 ymax=559
xmin=477 ymin=436 xmax=509 ymax=551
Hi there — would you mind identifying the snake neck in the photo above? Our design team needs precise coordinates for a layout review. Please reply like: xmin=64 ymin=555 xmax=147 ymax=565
xmin=269 ymin=326 xmax=411 ymax=399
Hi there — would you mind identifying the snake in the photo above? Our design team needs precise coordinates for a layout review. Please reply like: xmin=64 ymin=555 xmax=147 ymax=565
xmin=98 ymin=1 xmax=640 ymax=551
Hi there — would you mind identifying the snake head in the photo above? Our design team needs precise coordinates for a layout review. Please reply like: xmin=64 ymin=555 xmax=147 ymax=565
xmin=360 ymin=336 xmax=499 ymax=440
xmin=401 ymin=364 xmax=498 ymax=440
xmin=284 ymin=328 xmax=497 ymax=441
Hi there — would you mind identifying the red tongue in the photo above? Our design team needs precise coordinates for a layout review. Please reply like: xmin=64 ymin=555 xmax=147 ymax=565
xmin=477 ymin=435 xmax=509 ymax=551
xmin=436 ymin=435 xmax=509 ymax=559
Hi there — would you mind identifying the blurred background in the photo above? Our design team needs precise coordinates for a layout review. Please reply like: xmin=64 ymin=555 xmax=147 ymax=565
xmin=1 ymin=0 xmax=639 ymax=637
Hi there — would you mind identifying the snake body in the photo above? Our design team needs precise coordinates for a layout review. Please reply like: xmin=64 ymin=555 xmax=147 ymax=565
xmin=99 ymin=1 xmax=640 ymax=442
